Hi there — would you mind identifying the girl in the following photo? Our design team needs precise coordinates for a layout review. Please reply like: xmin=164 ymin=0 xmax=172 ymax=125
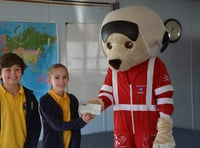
xmin=40 ymin=63 xmax=92 ymax=148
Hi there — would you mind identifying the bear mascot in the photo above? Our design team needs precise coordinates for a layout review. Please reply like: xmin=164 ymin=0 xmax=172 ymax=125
xmin=88 ymin=5 xmax=176 ymax=148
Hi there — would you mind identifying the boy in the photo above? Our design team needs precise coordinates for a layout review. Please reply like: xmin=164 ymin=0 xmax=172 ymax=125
xmin=0 ymin=52 xmax=41 ymax=148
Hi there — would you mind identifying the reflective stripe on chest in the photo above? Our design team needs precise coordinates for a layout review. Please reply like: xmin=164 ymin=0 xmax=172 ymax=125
xmin=112 ymin=57 xmax=156 ymax=111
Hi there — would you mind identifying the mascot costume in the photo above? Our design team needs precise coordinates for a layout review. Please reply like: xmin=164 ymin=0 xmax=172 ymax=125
xmin=89 ymin=5 xmax=175 ymax=148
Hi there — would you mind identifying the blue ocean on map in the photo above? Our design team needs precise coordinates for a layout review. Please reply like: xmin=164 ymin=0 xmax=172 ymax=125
xmin=21 ymin=43 xmax=57 ymax=100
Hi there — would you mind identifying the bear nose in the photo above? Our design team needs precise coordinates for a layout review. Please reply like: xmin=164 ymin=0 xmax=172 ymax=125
xmin=109 ymin=59 xmax=121 ymax=70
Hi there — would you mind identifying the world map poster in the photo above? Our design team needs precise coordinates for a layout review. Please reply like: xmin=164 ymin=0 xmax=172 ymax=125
xmin=0 ymin=20 xmax=58 ymax=100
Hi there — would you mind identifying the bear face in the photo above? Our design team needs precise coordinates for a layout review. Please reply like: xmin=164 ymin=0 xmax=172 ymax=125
xmin=101 ymin=30 xmax=149 ymax=71
xmin=100 ymin=5 xmax=169 ymax=71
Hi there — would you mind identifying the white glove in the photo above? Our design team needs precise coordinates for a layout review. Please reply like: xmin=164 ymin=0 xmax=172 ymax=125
xmin=153 ymin=117 xmax=176 ymax=148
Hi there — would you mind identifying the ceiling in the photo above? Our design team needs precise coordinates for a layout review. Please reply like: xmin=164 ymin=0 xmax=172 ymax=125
xmin=4 ymin=0 xmax=116 ymax=7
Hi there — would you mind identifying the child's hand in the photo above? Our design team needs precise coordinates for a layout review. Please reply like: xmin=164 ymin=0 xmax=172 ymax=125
xmin=81 ymin=113 xmax=94 ymax=123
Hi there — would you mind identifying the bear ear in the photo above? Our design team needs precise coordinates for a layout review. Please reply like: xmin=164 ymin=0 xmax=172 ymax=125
xmin=160 ymin=31 xmax=170 ymax=52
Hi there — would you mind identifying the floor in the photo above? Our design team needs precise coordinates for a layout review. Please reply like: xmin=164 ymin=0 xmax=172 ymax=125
xmin=38 ymin=127 xmax=200 ymax=148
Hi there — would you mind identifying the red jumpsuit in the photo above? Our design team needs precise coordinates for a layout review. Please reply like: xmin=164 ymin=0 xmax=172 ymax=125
xmin=98 ymin=57 xmax=174 ymax=148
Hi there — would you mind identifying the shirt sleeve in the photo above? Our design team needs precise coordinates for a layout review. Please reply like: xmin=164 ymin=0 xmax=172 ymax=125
xmin=39 ymin=95 xmax=87 ymax=132
xmin=98 ymin=68 xmax=114 ymax=109
xmin=154 ymin=57 xmax=174 ymax=116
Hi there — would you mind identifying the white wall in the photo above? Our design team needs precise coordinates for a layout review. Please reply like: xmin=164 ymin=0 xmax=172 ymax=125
xmin=66 ymin=24 xmax=113 ymax=134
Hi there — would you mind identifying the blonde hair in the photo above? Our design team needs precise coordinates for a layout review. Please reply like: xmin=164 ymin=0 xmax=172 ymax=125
xmin=48 ymin=63 xmax=69 ymax=77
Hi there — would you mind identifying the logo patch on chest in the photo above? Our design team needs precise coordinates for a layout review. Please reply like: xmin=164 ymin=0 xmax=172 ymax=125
xmin=136 ymin=85 xmax=146 ymax=94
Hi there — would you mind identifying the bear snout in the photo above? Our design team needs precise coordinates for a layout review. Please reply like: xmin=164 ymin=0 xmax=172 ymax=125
xmin=109 ymin=59 xmax=121 ymax=70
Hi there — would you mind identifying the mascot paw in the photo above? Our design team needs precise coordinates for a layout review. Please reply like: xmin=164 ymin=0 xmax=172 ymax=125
xmin=153 ymin=117 xmax=176 ymax=148
xmin=153 ymin=137 xmax=176 ymax=148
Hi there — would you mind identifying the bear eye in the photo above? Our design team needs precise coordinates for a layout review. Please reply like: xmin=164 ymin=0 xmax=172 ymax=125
xmin=125 ymin=41 xmax=133 ymax=49
xmin=107 ymin=42 xmax=112 ymax=49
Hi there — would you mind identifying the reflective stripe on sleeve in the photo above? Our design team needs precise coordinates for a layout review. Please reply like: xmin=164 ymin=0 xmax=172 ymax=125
xmin=100 ymin=85 xmax=113 ymax=93
xmin=159 ymin=112 xmax=171 ymax=118
xmin=155 ymin=85 xmax=174 ymax=95
xmin=157 ymin=98 xmax=174 ymax=105
xmin=98 ymin=92 xmax=113 ymax=102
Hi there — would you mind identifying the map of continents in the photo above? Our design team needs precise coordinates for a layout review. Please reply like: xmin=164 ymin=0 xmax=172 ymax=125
xmin=0 ymin=21 xmax=57 ymax=100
